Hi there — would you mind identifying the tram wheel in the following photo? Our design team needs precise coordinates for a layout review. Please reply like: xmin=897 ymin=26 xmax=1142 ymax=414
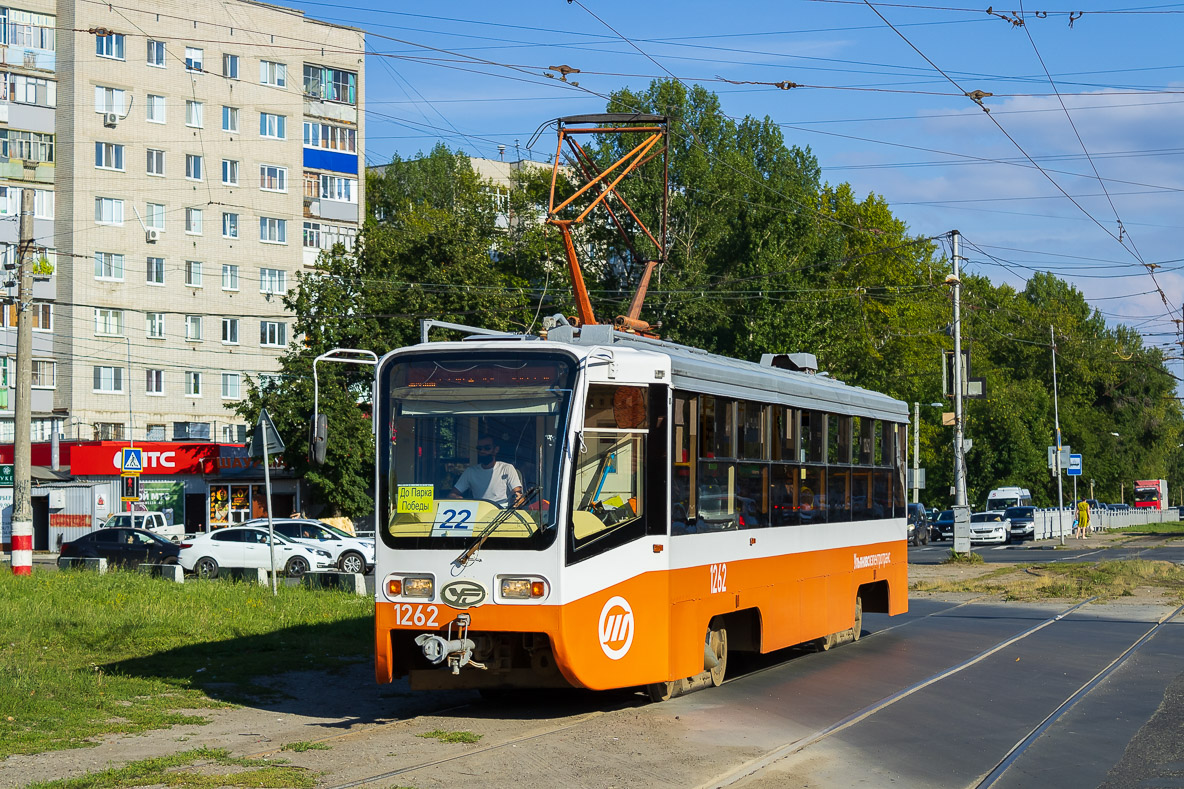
xmin=646 ymin=679 xmax=684 ymax=703
xmin=707 ymin=626 xmax=728 ymax=687
xmin=851 ymin=595 xmax=864 ymax=642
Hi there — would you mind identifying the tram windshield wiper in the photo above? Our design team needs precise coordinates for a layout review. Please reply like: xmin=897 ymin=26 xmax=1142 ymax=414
xmin=455 ymin=486 xmax=540 ymax=567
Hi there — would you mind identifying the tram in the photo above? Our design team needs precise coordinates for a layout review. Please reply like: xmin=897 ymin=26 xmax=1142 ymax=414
xmin=373 ymin=321 xmax=910 ymax=699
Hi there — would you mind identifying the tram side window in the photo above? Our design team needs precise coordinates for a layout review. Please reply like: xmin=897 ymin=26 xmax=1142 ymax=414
xmin=801 ymin=410 xmax=825 ymax=463
xmin=894 ymin=424 xmax=908 ymax=516
xmin=829 ymin=415 xmax=852 ymax=465
xmin=572 ymin=385 xmax=647 ymax=545
xmin=771 ymin=463 xmax=799 ymax=526
xmin=773 ymin=406 xmax=796 ymax=462
xmin=672 ymin=392 xmax=697 ymax=532
xmin=856 ymin=417 xmax=875 ymax=465
xmin=872 ymin=468 xmax=893 ymax=516
xmin=700 ymin=395 xmax=735 ymax=459
xmin=738 ymin=401 xmax=766 ymax=460
xmin=879 ymin=420 xmax=894 ymax=466
xmin=828 ymin=467 xmax=851 ymax=523
xmin=852 ymin=468 xmax=874 ymax=519
xmin=800 ymin=466 xmax=826 ymax=523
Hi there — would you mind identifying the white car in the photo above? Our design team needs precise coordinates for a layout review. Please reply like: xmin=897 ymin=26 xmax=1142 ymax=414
xmin=970 ymin=511 xmax=1011 ymax=545
xmin=103 ymin=511 xmax=184 ymax=543
xmin=242 ymin=518 xmax=375 ymax=575
xmin=179 ymin=526 xmax=334 ymax=579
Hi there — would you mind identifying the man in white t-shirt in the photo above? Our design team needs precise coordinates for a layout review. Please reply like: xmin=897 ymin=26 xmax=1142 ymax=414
xmin=449 ymin=436 xmax=523 ymax=508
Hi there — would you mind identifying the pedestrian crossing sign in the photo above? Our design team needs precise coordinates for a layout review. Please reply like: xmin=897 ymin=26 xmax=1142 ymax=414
xmin=121 ymin=447 xmax=143 ymax=475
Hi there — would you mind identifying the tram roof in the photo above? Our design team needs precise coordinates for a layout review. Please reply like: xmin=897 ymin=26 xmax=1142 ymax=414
xmin=406 ymin=323 xmax=908 ymax=423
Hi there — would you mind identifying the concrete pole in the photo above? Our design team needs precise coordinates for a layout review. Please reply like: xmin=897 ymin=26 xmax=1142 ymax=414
xmin=912 ymin=401 xmax=920 ymax=504
xmin=952 ymin=230 xmax=967 ymax=508
xmin=1051 ymin=325 xmax=1065 ymax=545
xmin=10 ymin=186 xmax=34 ymax=575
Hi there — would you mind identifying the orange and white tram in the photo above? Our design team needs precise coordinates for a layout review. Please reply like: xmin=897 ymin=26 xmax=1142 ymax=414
xmin=374 ymin=323 xmax=910 ymax=698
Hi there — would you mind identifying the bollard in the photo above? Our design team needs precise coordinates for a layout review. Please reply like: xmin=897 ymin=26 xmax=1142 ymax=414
xmin=222 ymin=567 xmax=268 ymax=585
xmin=138 ymin=563 xmax=184 ymax=583
xmin=11 ymin=522 xmax=31 ymax=575
xmin=56 ymin=556 xmax=108 ymax=573
xmin=302 ymin=571 xmax=366 ymax=595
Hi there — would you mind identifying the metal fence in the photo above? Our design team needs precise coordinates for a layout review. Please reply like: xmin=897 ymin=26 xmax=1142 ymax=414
xmin=1032 ymin=507 xmax=1172 ymax=540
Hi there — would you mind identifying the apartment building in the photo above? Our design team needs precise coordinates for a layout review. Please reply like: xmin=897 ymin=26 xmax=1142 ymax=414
xmin=0 ymin=0 xmax=58 ymax=442
xmin=48 ymin=0 xmax=364 ymax=443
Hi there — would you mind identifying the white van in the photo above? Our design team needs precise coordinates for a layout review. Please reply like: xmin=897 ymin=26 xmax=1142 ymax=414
xmin=102 ymin=511 xmax=185 ymax=543
xmin=986 ymin=487 xmax=1032 ymax=511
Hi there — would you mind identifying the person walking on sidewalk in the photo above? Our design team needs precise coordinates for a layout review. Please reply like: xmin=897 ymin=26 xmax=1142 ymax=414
xmin=1076 ymin=499 xmax=1090 ymax=539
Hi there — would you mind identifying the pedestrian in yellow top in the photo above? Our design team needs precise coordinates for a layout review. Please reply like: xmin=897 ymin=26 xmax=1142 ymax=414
xmin=1076 ymin=500 xmax=1090 ymax=539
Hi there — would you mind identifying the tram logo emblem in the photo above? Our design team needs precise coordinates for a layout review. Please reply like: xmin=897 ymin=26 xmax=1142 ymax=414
xmin=598 ymin=596 xmax=634 ymax=660
xmin=441 ymin=580 xmax=487 ymax=609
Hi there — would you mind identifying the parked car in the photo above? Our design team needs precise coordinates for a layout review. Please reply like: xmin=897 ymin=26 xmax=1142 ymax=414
xmin=60 ymin=527 xmax=181 ymax=568
xmin=934 ymin=509 xmax=955 ymax=541
xmin=1005 ymin=506 xmax=1037 ymax=542
xmin=102 ymin=511 xmax=183 ymax=542
xmin=970 ymin=511 xmax=1010 ymax=545
xmin=243 ymin=518 xmax=374 ymax=574
xmin=178 ymin=526 xmax=334 ymax=579
xmin=906 ymin=503 xmax=929 ymax=546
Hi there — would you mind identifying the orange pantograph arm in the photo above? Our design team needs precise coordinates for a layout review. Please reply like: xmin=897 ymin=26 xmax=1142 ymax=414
xmin=551 ymin=220 xmax=597 ymax=326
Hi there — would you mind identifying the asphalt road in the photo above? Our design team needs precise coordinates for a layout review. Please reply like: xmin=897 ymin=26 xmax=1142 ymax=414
xmin=909 ymin=533 xmax=1184 ymax=566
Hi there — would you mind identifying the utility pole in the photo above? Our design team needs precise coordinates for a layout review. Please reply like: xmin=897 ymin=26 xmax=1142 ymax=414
xmin=913 ymin=401 xmax=920 ymax=504
xmin=1051 ymin=325 xmax=1065 ymax=545
xmin=10 ymin=186 xmax=34 ymax=575
xmin=951 ymin=230 xmax=967 ymax=508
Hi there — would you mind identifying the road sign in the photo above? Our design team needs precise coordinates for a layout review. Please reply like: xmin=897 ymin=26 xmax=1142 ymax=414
xmin=121 ymin=447 xmax=143 ymax=475
xmin=0 ymin=464 xmax=13 ymax=486
xmin=120 ymin=475 xmax=140 ymax=502
xmin=247 ymin=408 xmax=286 ymax=459
xmin=1068 ymin=454 xmax=1082 ymax=476
xmin=1047 ymin=445 xmax=1070 ymax=470
xmin=953 ymin=505 xmax=971 ymax=554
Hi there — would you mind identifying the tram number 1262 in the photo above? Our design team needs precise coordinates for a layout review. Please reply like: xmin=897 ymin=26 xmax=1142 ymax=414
xmin=393 ymin=604 xmax=440 ymax=627
xmin=710 ymin=563 xmax=727 ymax=594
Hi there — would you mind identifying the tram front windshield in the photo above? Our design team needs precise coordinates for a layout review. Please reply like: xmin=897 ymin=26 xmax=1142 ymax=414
xmin=381 ymin=352 xmax=575 ymax=550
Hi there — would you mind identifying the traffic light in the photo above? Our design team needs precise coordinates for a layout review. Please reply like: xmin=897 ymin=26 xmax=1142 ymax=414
xmin=121 ymin=475 xmax=140 ymax=502
xmin=309 ymin=413 xmax=327 ymax=465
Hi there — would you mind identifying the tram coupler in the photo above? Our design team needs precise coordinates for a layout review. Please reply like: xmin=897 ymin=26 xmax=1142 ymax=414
xmin=414 ymin=614 xmax=486 ymax=675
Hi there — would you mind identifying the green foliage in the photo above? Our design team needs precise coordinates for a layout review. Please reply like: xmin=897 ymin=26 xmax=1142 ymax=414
xmin=25 ymin=747 xmax=314 ymax=788
xmin=944 ymin=550 xmax=985 ymax=565
xmin=0 ymin=570 xmax=371 ymax=757
xmin=416 ymin=729 xmax=482 ymax=744
xmin=280 ymin=741 xmax=331 ymax=752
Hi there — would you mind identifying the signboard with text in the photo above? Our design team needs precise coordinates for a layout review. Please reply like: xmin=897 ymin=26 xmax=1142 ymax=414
xmin=0 ymin=464 xmax=12 ymax=487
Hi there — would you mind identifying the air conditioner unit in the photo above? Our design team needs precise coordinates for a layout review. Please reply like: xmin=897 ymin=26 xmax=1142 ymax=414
xmin=102 ymin=112 xmax=118 ymax=128
xmin=145 ymin=228 xmax=160 ymax=243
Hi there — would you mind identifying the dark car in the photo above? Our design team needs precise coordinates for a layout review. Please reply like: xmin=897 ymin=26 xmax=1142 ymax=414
xmin=907 ymin=503 xmax=929 ymax=546
xmin=59 ymin=527 xmax=181 ymax=568
xmin=1005 ymin=506 xmax=1037 ymax=542
xmin=934 ymin=509 xmax=955 ymax=541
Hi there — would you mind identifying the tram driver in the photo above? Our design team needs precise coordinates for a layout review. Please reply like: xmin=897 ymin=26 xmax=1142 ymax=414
xmin=448 ymin=435 xmax=524 ymax=508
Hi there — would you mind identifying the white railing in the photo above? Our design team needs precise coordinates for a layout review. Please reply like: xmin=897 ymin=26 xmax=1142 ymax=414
xmin=1031 ymin=507 xmax=1173 ymax=540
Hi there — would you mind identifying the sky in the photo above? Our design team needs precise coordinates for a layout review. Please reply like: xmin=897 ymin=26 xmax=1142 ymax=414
xmin=282 ymin=0 xmax=1184 ymax=370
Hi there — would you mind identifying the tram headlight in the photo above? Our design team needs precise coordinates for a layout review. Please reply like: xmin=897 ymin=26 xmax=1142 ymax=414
xmin=500 ymin=577 xmax=548 ymax=600
xmin=403 ymin=577 xmax=434 ymax=598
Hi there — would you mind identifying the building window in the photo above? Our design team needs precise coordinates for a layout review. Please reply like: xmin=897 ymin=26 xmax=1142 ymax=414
xmin=303 ymin=121 xmax=356 ymax=152
xmin=146 ymin=256 xmax=164 ymax=285
xmin=146 ymin=148 xmax=164 ymax=176
xmin=221 ymin=317 xmax=238 ymax=343
xmin=185 ymin=100 xmax=203 ymax=128
xmin=146 ymin=94 xmax=165 ymax=123
xmin=184 ymin=207 xmax=202 ymax=234
xmin=185 ymin=371 xmax=201 ymax=396
xmin=94 ymin=197 xmax=123 ymax=225
xmin=185 ymin=315 xmax=202 ymax=341
xmin=94 ymin=422 xmax=125 ymax=440
xmin=146 ymin=203 xmax=164 ymax=230
xmin=147 ymin=38 xmax=165 ymax=67
xmin=303 ymin=64 xmax=357 ymax=105
xmin=222 ymin=53 xmax=238 ymax=78
xmin=93 ymin=367 xmax=124 ymax=393
xmin=260 ymin=60 xmax=286 ymax=87
xmin=146 ymin=369 xmax=164 ymax=394
xmin=33 ymin=189 xmax=53 ymax=220
xmin=319 ymin=175 xmax=356 ymax=203
xmin=94 ymin=308 xmax=124 ymax=336
xmin=10 ymin=75 xmax=55 ymax=108
xmin=146 ymin=424 xmax=166 ymax=440
xmin=94 ymin=141 xmax=123 ymax=170
xmin=184 ymin=46 xmax=203 ymax=72
xmin=8 ymin=301 xmax=52 ymax=331
xmin=185 ymin=154 xmax=203 ymax=181
xmin=146 ymin=311 xmax=164 ymax=338
xmin=222 ymin=159 xmax=239 ymax=185
xmin=222 ymin=105 xmax=238 ymax=133
xmin=221 ymin=372 xmax=241 ymax=399
xmin=260 ymin=321 xmax=286 ymax=347
xmin=31 ymin=360 xmax=54 ymax=389
xmin=259 ymin=267 xmax=286 ymax=294
xmin=2 ymin=130 xmax=54 ymax=162
xmin=303 ymin=222 xmax=357 ymax=252
xmin=94 ymin=251 xmax=124 ymax=281
xmin=222 ymin=264 xmax=239 ymax=290
xmin=259 ymin=112 xmax=285 ymax=139
xmin=221 ymin=424 xmax=246 ymax=443
xmin=222 ymin=212 xmax=238 ymax=239
xmin=259 ymin=164 xmax=286 ymax=191
xmin=184 ymin=259 xmax=202 ymax=287
xmin=94 ymin=86 xmax=125 ymax=114
xmin=96 ymin=32 xmax=124 ymax=60
xmin=259 ymin=217 xmax=286 ymax=244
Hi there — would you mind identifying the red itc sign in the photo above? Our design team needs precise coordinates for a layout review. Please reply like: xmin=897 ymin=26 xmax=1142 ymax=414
xmin=69 ymin=443 xmax=219 ymax=476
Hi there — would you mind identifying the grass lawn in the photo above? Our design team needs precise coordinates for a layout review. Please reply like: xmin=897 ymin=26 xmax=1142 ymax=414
xmin=912 ymin=559 xmax=1184 ymax=602
xmin=0 ymin=569 xmax=372 ymax=758
xmin=1106 ymin=521 xmax=1184 ymax=536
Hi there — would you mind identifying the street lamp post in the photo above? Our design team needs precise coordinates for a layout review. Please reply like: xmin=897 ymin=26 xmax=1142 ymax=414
xmin=1111 ymin=432 xmax=1121 ymax=504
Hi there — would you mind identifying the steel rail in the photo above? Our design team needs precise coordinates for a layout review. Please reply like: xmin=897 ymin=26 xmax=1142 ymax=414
xmin=974 ymin=601 xmax=1184 ymax=788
